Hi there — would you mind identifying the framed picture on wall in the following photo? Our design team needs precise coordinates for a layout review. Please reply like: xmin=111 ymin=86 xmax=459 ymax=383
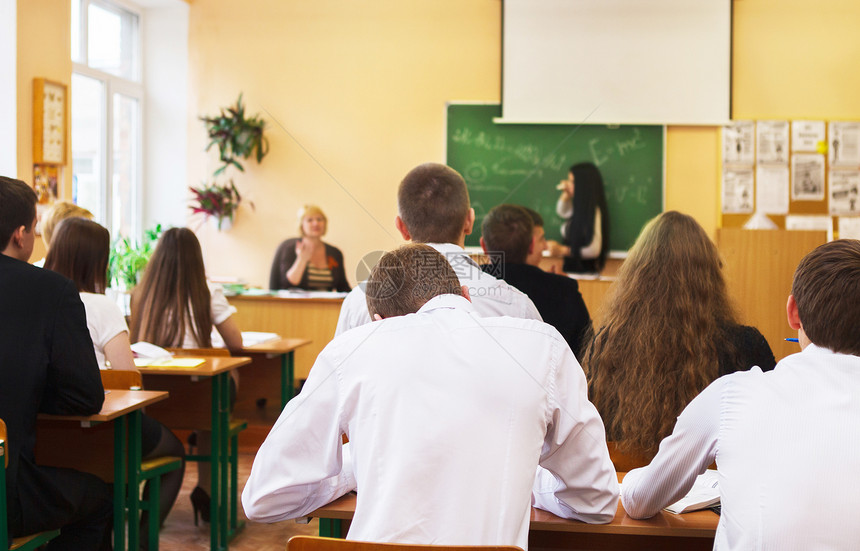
xmin=33 ymin=78 xmax=67 ymax=165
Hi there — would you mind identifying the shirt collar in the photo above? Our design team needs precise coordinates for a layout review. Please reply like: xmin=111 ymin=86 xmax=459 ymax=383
xmin=417 ymin=293 xmax=475 ymax=315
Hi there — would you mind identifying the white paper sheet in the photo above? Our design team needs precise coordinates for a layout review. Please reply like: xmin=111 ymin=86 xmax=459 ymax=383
xmin=722 ymin=168 xmax=754 ymax=213
xmin=756 ymin=165 xmax=790 ymax=214
xmin=723 ymin=121 xmax=755 ymax=165
xmin=791 ymin=120 xmax=826 ymax=152
xmin=838 ymin=217 xmax=860 ymax=240
xmin=791 ymin=153 xmax=826 ymax=201
xmin=829 ymin=170 xmax=860 ymax=215
xmin=828 ymin=121 xmax=860 ymax=166
xmin=785 ymin=215 xmax=833 ymax=241
xmin=756 ymin=120 xmax=789 ymax=164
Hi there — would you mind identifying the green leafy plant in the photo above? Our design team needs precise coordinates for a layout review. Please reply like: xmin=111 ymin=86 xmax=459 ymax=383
xmin=189 ymin=180 xmax=247 ymax=230
xmin=109 ymin=224 xmax=163 ymax=290
xmin=200 ymin=93 xmax=269 ymax=176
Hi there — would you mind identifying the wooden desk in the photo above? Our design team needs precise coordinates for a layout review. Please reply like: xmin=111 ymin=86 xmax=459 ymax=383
xmin=306 ymin=483 xmax=718 ymax=551
xmin=140 ymin=356 xmax=251 ymax=551
xmin=37 ymin=389 xmax=169 ymax=551
xmin=238 ymin=337 xmax=312 ymax=407
xmin=227 ymin=293 xmax=344 ymax=383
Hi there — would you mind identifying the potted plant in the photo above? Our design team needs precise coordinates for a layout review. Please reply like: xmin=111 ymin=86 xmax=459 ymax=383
xmin=201 ymin=93 xmax=268 ymax=175
xmin=193 ymin=94 xmax=268 ymax=230
xmin=189 ymin=180 xmax=244 ymax=231
xmin=109 ymin=224 xmax=163 ymax=291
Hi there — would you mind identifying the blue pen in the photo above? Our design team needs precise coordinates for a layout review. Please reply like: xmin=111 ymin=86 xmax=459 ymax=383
xmin=785 ymin=338 xmax=799 ymax=342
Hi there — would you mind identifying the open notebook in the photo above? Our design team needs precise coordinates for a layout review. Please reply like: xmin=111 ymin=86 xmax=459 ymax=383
xmin=664 ymin=470 xmax=720 ymax=514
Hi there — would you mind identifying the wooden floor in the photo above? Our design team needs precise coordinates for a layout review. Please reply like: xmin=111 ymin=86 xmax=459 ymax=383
xmin=158 ymin=451 xmax=318 ymax=551
xmin=159 ymin=397 xmax=315 ymax=551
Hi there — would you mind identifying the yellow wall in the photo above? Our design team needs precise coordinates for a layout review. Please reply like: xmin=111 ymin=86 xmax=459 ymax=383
xmin=17 ymin=0 xmax=73 ymax=262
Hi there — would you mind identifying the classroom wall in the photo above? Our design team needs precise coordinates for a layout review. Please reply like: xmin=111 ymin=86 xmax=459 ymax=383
xmin=17 ymin=0 xmax=73 ymax=262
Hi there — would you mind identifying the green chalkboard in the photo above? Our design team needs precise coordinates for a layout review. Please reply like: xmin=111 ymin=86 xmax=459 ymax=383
xmin=446 ymin=103 xmax=664 ymax=252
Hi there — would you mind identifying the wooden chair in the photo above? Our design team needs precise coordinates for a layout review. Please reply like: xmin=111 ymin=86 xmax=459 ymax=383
xmin=101 ymin=370 xmax=183 ymax=551
xmin=0 ymin=419 xmax=61 ymax=550
xmin=287 ymin=536 xmax=523 ymax=551
xmin=606 ymin=442 xmax=652 ymax=473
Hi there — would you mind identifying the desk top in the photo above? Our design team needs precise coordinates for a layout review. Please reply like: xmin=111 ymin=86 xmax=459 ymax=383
xmin=309 ymin=488 xmax=718 ymax=539
xmin=228 ymin=292 xmax=346 ymax=305
xmin=242 ymin=337 xmax=312 ymax=355
xmin=38 ymin=389 xmax=168 ymax=423
xmin=138 ymin=356 xmax=251 ymax=376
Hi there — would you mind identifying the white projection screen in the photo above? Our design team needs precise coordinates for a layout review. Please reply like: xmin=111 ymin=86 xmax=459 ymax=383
xmin=501 ymin=0 xmax=732 ymax=125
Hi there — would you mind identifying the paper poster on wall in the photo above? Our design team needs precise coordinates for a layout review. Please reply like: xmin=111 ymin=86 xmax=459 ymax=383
xmin=838 ymin=216 xmax=860 ymax=240
xmin=722 ymin=168 xmax=754 ymax=214
xmin=722 ymin=121 xmax=755 ymax=165
xmin=829 ymin=170 xmax=860 ymax=215
xmin=791 ymin=120 xmax=826 ymax=152
xmin=791 ymin=153 xmax=826 ymax=201
xmin=755 ymin=165 xmax=789 ymax=214
xmin=785 ymin=215 xmax=833 ymax=241
xmin=756 ymin=120 xmax=789 ymax=164
xmin=828 ymin=121 xmax=860 ymax=166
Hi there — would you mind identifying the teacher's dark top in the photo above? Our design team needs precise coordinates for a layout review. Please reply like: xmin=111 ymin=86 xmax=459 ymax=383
xmin=482 ymin=262 xmax=591 ymax=358
xmin=269 ymin=237 xmax=350 ymax=292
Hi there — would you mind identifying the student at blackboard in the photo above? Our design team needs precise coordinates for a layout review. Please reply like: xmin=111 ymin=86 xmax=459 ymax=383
xmin=581 ymin=211 xmax=775 ymax=464
xmin=480 ymin=204 xmax=591 ymax=357
xmin=622 ymin=239 xmax=860 ymax=549
xmin=549 ymin=162 xmax=610 ymax=273
xmin=269 ymin=205 xmax=350 ymax=292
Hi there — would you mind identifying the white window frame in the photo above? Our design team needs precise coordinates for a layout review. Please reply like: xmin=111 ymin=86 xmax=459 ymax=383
xmin=72 ymin=0 xmax=144 ymax=239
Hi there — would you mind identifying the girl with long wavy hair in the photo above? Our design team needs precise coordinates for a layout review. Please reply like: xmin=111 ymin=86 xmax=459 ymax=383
xmin=581 ymin=211 xmax=775 ymax=461
xmin=45 ymin=218 xmax=186 ymax=550
xmin=130 ymin=227 xmax=243 ymax=524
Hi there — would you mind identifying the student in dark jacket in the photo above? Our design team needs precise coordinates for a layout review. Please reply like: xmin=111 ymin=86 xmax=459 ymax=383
xmin=269 ymin=205 xmax=350 ymax=291
xmin=0 ymin=176 xmax=111 ymax=550
xmin=480 ymin=204 xmax=591 ymax=357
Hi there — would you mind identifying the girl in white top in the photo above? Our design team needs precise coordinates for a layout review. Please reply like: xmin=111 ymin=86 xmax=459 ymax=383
xmin=44 ymin=217 xmax=185 ymax=550
xmin=129 ymin=227 xmax=242 ymax=524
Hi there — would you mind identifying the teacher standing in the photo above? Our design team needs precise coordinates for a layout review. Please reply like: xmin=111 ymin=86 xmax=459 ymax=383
xmin=269 ymin=205 xmax=350 ymax=291
xmin=553 ymin=162 xmax=610 ymax=273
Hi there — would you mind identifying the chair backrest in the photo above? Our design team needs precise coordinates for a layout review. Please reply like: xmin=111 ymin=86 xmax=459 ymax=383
xmin=286 ymin=536 xmax=522 ymax=551
xmin=0 ymin=418 xmax=7 ymax=468
xmin=606 ymin=441 xmax=652 ymax=473
xmin=100 ymin=369 xmax=143 ymax=390
xmin=167 ymin=347 xmax=231 ymax=357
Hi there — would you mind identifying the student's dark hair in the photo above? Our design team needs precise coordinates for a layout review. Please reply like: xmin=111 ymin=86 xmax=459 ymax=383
xmin=130 ymin=227 xmax=213 ymax=348
xmin=0 ymin=176 xmax=37 ymax=250
xmin=564 ymin=162 xmax=610 ymax=270
xmin=397 ymin=163 xmax=470 ymax=244
xmin=44 ymin=218 xmax=110 ymax=294
xmin=366 ymin=243 xmax=463 ymax=319
xmin=791 ymin=239 xmax=860 ymax=355
xmin=481 ymin=204 xmax=534 ymax=265
xmin=522 ymin=206 xmax=544 ymax=228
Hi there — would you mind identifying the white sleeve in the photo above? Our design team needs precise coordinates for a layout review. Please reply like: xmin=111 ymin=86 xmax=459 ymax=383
xmin=83 ymin=293 xmax=129 ymax=350
xmin=209 ymin=283 xmax=238 ymax=325
xmin=241 ymin=345 xmax=356 ymax=522
xmin=556 ymin=196 xmax=573 ymax=219
xmin=532 ymin=342 xmax=619 ymax=523
xmin=579 ymin=208 xmax=602 ymax=260
xmin=621 ymin=376 xmax=724 ymax=519
xmin=334 ymin=286 xmax=372 ymax=337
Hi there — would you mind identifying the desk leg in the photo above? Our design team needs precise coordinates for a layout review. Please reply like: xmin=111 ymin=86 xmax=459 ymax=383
xmin=127 ymin=410 xmax=142 ymax=551
xmin=318 ymin=518 xmax=342 ymax=538
xmin=218 ymin=372 xmax=230 ymax=549
xmin=113 ymin=416 xmax=127 ymax=551
xmin=280 ymin=351 xmax=295 ymax=408
xmin=210 ymin=374 xmax=223 ymax=551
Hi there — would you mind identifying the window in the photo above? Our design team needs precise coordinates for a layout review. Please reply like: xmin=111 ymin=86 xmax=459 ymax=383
xmin=71 ymin=0 xmax=142 ymax=239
